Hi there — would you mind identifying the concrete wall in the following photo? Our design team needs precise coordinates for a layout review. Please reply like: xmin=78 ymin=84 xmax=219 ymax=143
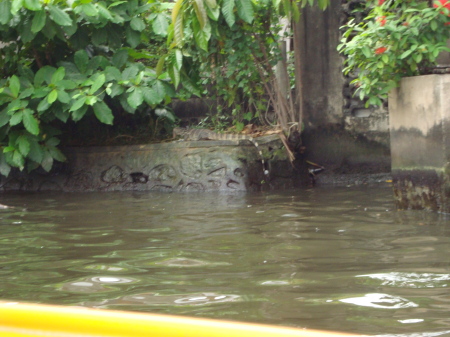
xmin=0 ymin=136 xmax=307 ymax=192
xmin=297 ymin=1 xmax=391 ymax=181
xmin=390 ymin=74 xmax=450 ymax=212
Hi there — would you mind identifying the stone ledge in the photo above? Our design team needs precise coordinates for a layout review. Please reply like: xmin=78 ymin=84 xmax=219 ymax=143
xmin=0 ymin=135 xmax=307 ymax=193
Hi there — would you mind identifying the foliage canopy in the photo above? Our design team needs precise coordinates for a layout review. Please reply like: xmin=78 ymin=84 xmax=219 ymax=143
xmin=0 ymin=0 xmax=176 ymax=176
xmin=339 ymin=0 xmax=450 ymax=106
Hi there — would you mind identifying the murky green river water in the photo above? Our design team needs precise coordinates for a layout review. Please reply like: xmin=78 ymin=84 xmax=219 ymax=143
xmin=1 ymin=184 xmax=450 ymax=336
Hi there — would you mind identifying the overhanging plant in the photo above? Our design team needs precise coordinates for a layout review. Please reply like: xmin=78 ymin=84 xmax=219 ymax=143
xmin=338 ymin=0 xmax=450 ymax=106
xmin=0 ymin=0 xmax=177 ymax=177
xmin=163 ymin=0 xmax=330 ymax=134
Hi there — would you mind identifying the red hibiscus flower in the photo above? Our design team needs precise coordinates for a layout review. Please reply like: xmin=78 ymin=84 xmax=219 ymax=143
xmin=434 ymin=0 xmax=450 ymax=14
xmin=378 ymin=0 xmax=385 ymax=5
xmin=377 ymin=16 xmax=387 ymax=26
xmin=375 ymin=47 xmax=387 ymax=54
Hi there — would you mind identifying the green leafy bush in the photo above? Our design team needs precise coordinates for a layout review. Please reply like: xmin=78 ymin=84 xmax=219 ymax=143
xmin=164 ymin=0 xmax=329 ymax=133
xmin=339 ymin=0 xmax=450 ymax=106
xmin=0 ymin=0 xmax=175 ymax=176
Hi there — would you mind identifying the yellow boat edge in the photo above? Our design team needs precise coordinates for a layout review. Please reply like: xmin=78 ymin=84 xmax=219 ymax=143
xmin=0 ymin=301 xmax=365 ymax=337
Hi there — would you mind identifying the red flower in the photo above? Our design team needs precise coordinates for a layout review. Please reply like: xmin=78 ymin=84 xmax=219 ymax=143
xmin=375 ymin=47 xmax=387 ymax=54
xmin=377 ymin=15 xmax=387 ymax=26
xmin=434 ymin=0 xmax=450 ymax=15
xmin=378 ymin=0 xmax=385 ymax=5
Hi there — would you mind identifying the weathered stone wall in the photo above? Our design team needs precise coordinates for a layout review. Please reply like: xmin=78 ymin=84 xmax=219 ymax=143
xmin=390 ymin=74 xmax=450 ymax=212
xmin=0 ymin=136 xmax=307 ymax=192
xmin=298 ymin=1 xmax=391 ymax=181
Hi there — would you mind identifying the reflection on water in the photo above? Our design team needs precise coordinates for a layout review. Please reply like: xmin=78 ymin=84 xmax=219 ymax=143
xmin=2 ymin=184 xmax=450 ymax=336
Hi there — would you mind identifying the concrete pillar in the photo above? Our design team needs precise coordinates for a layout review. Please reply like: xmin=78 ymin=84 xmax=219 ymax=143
xmin=389 ymin=74 xmax=450 ymax=212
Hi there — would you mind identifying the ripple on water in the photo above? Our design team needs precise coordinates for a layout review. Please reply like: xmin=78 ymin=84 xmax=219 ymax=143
xmin=356 ymin=272 xmax=450 ymax=288
xmin=70 ymin=263 xmax=146 ymax=274
xmin=339 ymin=293 xmax=418 ymax=309
xmin=85 ymin=292 xmax=241 ymax=308
xmin=135 ymin=257 xmax=230 ymax=268
xmin=57 ymin=276 xmax=137 ymax=293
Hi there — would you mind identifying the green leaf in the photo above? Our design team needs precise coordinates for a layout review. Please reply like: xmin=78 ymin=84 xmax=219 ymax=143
xmin=70 ymin=96 xmax=87 ymax=112
xmin=57 ymin=80 xmax=77 ymax=90
xmin=6 ymin=100 xmax=27 ymax=114
xmin=0 ymin=152 xmax=11 ymax=177
xmin=193 ymin=0 xmax=208 ymax=28
xmin=31 ymin=10 xmax=46 ymax=33
xmin=154 ymin=108 xmax=176 ymax=122
xmin=206 ymin=5 xmax=220 ymax=20
xmin=45 ymin=137 xmax=60 ymax=147
xmin=180 ymin=71 xmax=201 ymax=96
xmin=35 ymin=66 xmax=55 ymax=86
xmin=122 ymin=65 xmax=139 ymax=80
xmin=0 ymin=0 xmax=11 ymax=25
xmin=413 ymin=53 xmax=423 ymax=63
xmin=23 ymin=110 xmax=40 ymax=135
xmin=152 ymin=80 xmax=166 ymax=102
xmin=222 ymin=0 xmax=235 ymax=27
xmin=74 ymin=50 xmax=89 ymax=73
xmin=89 ymin=74 xmax=106 ymax=94
xmin=9 ymin=76 xmax=20 ymax=98
xmin=47 ymin=89 xmax=58 ymax=104
xmin=173 ymin=11 xmax=184 ymax=46
xmin=82 ymin=3 xmax=98 ymax=16
xmin=24 ymin=0 xmax=41 ymax=11
xmin=362 ymin=46 xmax=371 ymax=58
xmin=41 ymin=150 xmax=53 ymax=172
xmin=400 ymin=49 xmax=413 ymax=59
xmin=431 ymin=20 xmax=437 ymax=31
xmin=168 ymin=65 xmax=180 ymax=88
xmin=97 ymin=3 xmax=113 ymax=20
xmin=92 ymin=28 xmax=108 ymax=46
xmin=54 ymin=110 xmax=69 ymax=123
xmin=28 ymin=140 xmax=44 ymax=163
xmin=125 ymin=26 xmax=141 ymax=48
xmin=105 ymin=66 xmax=122 ymax=81
xmin=93 ymin=101 xmax=114 ymax=125
xmin=131 ymin=17 xmax=146 ymax=31
xmin=127 ymin=87 xmax=144 ymax=108
xmin=236 ymin=0 xmax=254 ymax=24
xmin=16 ymin=135 xmax=30 ymax=157
xmin=51 ymin=67 xmax=65 ymax=84
xmin=48 ymin=146 xmax=66 ymax=162
xmin=71 ymin=105 xmax=88 ymax=122
xmin=19 ymin=88 xmax=34 ymax=100
xmin=10 ymin=112 xmax=23 ymax=126
xmin=112 ymin=49 xmax=129 ymax=68
xmin=174 ymin=49 xmax=183 ymax=70
xmin=37 ymin=98 xmax=51 ymax=112
xmin=142 ymin=86 xmax=161 ymax=105
xmin=0 ymin=110 xmax=10 ymax=128
xmin=85 ymin=95 xmax=98 ymax=106
xmin=21 ymin=20 xmax=36 ymax=44
xmin=57 ymin=90 xmax=71 ymax=104
xmin=205 ymin=0 xmax=217 ymax=9
xmin=12 ymin=150 xmax=25 ymax=170
xmin=48 ymin=5 xmax=73 ymax=26
xmin=152 ymin=13 xmax=169 ymax=36
xmin=11 ymin=0 xmax=23 ymax=15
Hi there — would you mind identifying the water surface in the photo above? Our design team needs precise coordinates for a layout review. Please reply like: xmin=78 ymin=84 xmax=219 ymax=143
xmin=1 ymin=184 xmax=450 ymax=336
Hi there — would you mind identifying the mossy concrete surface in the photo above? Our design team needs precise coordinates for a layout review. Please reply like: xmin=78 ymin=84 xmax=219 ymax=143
xmin=0 ymin=135 xmax=308 ymax=192
xmin=390 ymin=74 xmax=450 ymax=212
